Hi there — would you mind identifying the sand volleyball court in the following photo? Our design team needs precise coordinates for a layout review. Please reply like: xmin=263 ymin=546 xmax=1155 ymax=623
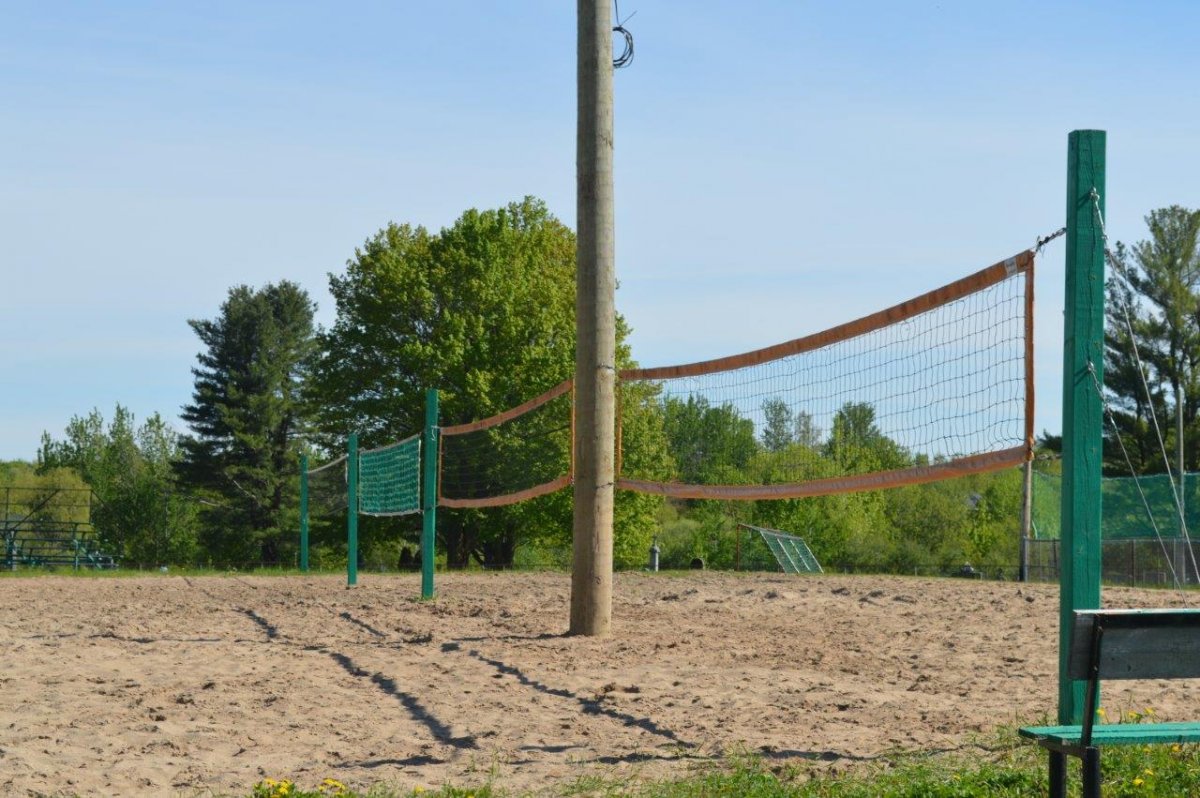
xmin=2 ymin=571 xmax=1195 ymax=795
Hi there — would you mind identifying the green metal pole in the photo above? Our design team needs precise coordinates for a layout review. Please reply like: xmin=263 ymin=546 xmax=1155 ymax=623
xmin=421 ymin=389 xmax=439 ymax=599
xmin=1059 ymin=129 xmax=1106 ymax=724
xmin=299 ymin=454 xmax=310 ymax=572
xmin=347 ymin=433 xmax=359 ymax=587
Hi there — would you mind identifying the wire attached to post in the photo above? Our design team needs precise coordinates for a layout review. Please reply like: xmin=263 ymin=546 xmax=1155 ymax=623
xmin=612 ymin=0 xmax=635 ymax=68
xmin=1035 ymin=226 xmax=1066 ymax=254
xmin=1091 ymin=187 xmax=1200 ymax=589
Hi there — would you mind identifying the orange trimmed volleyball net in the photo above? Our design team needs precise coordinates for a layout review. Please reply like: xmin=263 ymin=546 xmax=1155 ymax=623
xmin=433 ymin=249 xmax=1034 ymax=508
xmin=437 ymin=380 xmax=575 ymax=508
xmin=617 ymin=250 xmax=1035 ymax=499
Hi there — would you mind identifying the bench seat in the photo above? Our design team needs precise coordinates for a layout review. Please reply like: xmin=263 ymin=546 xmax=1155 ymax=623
xmin=1020 ymin=609 xmax=1200 ymax=796
xmin=1021 ymin=722 xmax=1200 ymax=749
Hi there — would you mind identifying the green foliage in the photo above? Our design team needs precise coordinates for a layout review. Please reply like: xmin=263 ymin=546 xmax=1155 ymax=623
xmin=824 ymin=402 xmax=911 ymax=473
xmin=308 ymin=197 xmax=665 ymax=568
xmin=641 ymin=392 xmax=1027 ymax=574
xmin=1104 ymin=206 xmax=1200 ymax=476
xmin=177 ymin=281 xmax=316 ymax=566
xmin=663 ymin=396 xmax=757 ymax=484
xmin=38 ymin=406 xmax=199 ymax=566
xmin=241 ymin=740 xmax=1200 ymax=797
xmin=249 ymin=778 xmax=489 ymax=798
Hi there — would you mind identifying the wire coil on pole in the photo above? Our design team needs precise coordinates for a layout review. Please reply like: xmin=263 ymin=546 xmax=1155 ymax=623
xmin=612 ymin=0 xmax=634 ymax=68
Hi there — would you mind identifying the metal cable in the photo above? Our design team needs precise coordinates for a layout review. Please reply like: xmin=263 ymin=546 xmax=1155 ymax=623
xmin=1086 ymin=362 xmax=1187 ymax=600
xmin=1092 ymin=188 xmax=1200 ymax=586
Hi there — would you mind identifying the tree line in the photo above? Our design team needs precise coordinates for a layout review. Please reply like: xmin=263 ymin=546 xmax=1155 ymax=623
xmin=19 ymin=198 xmax=1195 ymax=572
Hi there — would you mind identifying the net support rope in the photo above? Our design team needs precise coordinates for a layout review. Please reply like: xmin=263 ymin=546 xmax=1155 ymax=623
xmin=1085 ymin=363 xmax=1188 ymax=599
xmin=617 ymin=250 xmax=1036 ymax=500
xmin=306 ymin=454 xmax=348 ymax=476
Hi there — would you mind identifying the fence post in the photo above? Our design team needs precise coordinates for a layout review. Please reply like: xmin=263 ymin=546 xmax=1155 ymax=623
xmin=421 ymin=389 xmax=439 ymax=599
xmin=1020 ymin=460 xmax=1034 ymax=582
xmin=1059 ymin=129 xmax=1106 ymax=725
xmin=347 ymin=433 xmax=359 ymax=587
xmin=299 ymin=454 xmax=309 ymax=573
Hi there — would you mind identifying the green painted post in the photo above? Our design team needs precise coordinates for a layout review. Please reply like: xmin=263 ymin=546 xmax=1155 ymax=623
xmin=299 ymin=454 xmax=310 ymax=572
xmin=347 ymin=433 xmax=359 ymax=587
xmin=1059 ymin=129 xmax=1106 ymax=724
xmin=421 ymin=389 xmax=439 ymax=599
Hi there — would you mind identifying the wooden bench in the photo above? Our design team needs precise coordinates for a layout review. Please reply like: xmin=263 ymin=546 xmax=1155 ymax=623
xmin=1019 ymin=609 xmax=1200 ymax=798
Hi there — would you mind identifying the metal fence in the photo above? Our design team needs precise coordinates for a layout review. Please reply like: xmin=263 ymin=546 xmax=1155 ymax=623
xmin=1025 ymin=537 xmax=1199 ymax=588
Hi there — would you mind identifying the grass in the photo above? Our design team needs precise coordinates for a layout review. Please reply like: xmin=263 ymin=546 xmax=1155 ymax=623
xmin=242 ymin=731 xmax=1200 ymax=798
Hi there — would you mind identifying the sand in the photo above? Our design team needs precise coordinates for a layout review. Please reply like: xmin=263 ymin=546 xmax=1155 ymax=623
xmin=1 ymin=570 xmax=1196 ymax=796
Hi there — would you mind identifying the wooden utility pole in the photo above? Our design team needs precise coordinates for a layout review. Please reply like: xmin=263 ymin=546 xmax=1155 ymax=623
xmin=570 ymin=0 xmax=616 ymax=636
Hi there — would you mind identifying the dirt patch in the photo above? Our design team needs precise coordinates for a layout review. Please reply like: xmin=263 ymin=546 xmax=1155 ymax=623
xmin=0 ymin=571 xmax=1194 ymax=795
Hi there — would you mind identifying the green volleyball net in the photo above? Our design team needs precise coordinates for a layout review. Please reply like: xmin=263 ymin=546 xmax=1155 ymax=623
xmin=1032 ymin=469 xmax=1200 ymax=540
xmin=358 ymin=435 xmax=421 ymax=516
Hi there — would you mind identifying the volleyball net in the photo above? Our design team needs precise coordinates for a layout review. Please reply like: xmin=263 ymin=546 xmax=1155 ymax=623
xmin=358 ymin=435 xmax=421 ymax=516
xmin=303 ymin=454 xmax=349 ymax=517
xmin=437 ymin=380 xmax=574 ymax=508
xmin=1033 ymin=469 xmax=1200 ymax=541
xmin=617 ymin=250 xmax=1035 ymax=499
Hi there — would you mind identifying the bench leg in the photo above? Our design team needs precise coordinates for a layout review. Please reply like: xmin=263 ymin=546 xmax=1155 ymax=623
xmin=1048 ymin=750 xmax=1067 ymax=798
xmin=1082 ymin=747 xmax=1101 ymax=798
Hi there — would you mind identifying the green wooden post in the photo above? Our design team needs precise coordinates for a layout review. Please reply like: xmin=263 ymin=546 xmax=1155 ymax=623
xmin=347 ymin=433 xmax=359 ymax=587
xmin=1059 ymin=129 xmax=1106 ymax=724
xmin=299 ymin=454 xmax=310 ymax=572
xmin=421 ymin=389 xmax=439 ymax=599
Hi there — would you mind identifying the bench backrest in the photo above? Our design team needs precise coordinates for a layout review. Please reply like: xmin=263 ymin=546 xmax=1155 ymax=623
xmin=1068 ymin=609 xmax=1200 ymax=681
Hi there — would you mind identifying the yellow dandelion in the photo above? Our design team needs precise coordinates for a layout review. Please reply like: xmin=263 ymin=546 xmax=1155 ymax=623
xmin=1173 ymin=743 xmax=1183 ymax=753
xmin=1097 ymin=707 xmax=1107 ymax=719
xmin=1133 ymin=777 xmax=1145 ymax=786
xmin=1144 ymin=768 xmax=1154 ymax=776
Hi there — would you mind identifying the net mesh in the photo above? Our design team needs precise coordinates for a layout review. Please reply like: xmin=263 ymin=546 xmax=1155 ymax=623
xmin=438 ymin=381 xmax=574 ymax=508
xmin=305 ymin=455 xmax=349 ymax=517
xmin=358 ymin=435 xmax=421 ymax=516
xmin=1032 ymin=470 xmax=1200 ymax=540
xmin=618 ymin=252 xmax=1034 ymax=499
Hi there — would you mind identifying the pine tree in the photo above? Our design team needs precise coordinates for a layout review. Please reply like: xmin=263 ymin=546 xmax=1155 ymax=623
xmin=1104 ymin=207 xmax=1200 ymax=475
xmin=177 ymin=281 xmax=316 ymax=566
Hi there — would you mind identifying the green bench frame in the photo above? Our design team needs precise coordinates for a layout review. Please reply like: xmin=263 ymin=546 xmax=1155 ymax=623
xmin=1019 ymin=609 xmax=1200 ymax=798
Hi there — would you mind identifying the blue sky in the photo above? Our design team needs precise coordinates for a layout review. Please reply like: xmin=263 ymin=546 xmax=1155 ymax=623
xmin=2 ymin=1 xmax=1199 ymax=460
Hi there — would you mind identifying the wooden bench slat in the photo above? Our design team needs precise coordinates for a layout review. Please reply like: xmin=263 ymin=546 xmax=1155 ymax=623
xmin=1068 ymin=610 xmax=1200 ymax=681
xmin=1021 ymin=722 xmax=1200 ymax=747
